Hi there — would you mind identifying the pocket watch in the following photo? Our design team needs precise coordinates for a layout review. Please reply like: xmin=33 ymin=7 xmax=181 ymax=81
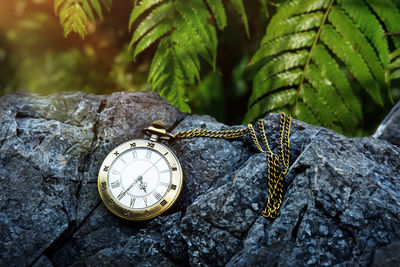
xmin=98 ymin=113 xmax=292 ymax=221
xmin=97 ymin=122 xmax=183 ymax=221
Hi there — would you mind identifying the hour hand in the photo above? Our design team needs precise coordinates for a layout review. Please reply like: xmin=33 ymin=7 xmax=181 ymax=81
xmin=123 ymin=175 xmax=143 ymax=194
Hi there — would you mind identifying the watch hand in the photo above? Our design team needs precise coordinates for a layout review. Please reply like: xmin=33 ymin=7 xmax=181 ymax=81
xmin=139 ymin=156 xmax=163 ymax=177
xmin=120 ymin=175 xmax=143 ymax=196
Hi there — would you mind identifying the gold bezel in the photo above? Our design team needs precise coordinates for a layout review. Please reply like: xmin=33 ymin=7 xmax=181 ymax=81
xmin=97 ymin=139 xmax=183 ymax=221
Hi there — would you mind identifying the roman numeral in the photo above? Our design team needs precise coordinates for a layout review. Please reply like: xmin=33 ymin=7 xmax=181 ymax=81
xmin=112 ymin=170 xmax=120 ymax=176
xmin=143 ymin=197 xmax=148 ymax=207
xmin=120 ymin=157 xmax=127 ymax=165
xmin=101 ymin=182 xmax=107 ymax=191
xmin=145 ymin=150 xmax=152 ymax=160
xmin=132 ymin=150 xmax=137 ymax=159
xmin=111 ymin=181 xmax=120 ymax=189
xmin=147 ymin=142 xmax=155 ymax=148
xmin=130 ymin=197 xmax=136 ymax=208
xmin=153 ymin=191 xmax=162 ymax=201
xmin=117 ymin=191 xmax=126 ymax=200
xmin=160 ymin=169 xmax=169 ymax=174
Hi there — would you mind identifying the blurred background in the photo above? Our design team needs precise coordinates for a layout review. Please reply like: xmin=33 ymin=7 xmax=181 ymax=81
xmin=0 ymin=0 xmax=270 ymax=124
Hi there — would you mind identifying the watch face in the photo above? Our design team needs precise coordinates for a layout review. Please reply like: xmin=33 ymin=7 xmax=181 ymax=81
xmin=98 ymin=139 xmax=183 ymax=221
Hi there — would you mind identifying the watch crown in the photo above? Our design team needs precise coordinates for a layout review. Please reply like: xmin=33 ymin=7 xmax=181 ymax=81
xmin=152 ymin=121 xmax=165 ymax=129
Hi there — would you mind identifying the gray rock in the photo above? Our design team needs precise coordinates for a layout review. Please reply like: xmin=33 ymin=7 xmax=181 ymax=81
xmin=0 ymin=91 xmax=399 ymax=266
xmin=374 ymin=100 xmax=400 ymax=147
xmin=372 ymin=240 xmax=400 ymax=266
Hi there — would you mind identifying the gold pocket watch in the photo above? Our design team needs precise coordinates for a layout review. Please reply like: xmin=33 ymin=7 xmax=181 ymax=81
xmin=98 ymin=113 xmax=292 ymax=221
xmin=98 ymin=122 xmax=183 ymax=221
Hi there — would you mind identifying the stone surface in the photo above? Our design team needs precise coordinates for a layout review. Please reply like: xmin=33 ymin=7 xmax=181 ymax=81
xmin=0 ymin=91 xmax=399 ymax=266
xmin=374 ymin=100 xmax=400 ymax=147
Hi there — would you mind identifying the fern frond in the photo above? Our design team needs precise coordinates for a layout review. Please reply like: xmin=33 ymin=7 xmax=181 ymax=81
xmin=130 ymin=0 xmax=250 ymax=112
xmin=259 ymin=0 xmax=269 ymax=18
xmin=55 ymin=0 xmax=112 ymax=38
xmin=129 ymin=0 xmax=164 ymax=29
xmin=365 ymin=0 xmax=400 ymax=49
xmin=244 ymin=89 xmax=297 ymax=123
xmin=321 ymin=25 xmax=383 ymax=106
xmin=130 ymin=0 xmax=228 ymax=112
xmin=205 ymin=0 xmax=227 ymax=30
xmin=389 ymin=48 xmax=400 ymax=80
xmin=337 ymin=0 xmax=390 ymax=67
xmin=133 ymin=21 xmax=173 ymax=59
xmin=246 ymin=0 xmax=398 ymax=136
xmin=129 ymin=2 xmax=174 ymax=46
xmin=329 ymin=6 xmax=384 ymax=85
xmin=229 ymin=0 xmax=250 ymax=37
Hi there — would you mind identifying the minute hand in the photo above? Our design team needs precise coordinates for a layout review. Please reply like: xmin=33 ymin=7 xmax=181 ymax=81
xmin=139 ymin=156 xmax=163 ymax=177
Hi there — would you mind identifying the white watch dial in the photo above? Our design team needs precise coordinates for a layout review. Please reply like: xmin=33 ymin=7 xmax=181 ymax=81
xmin=107 ymin=147 xmax=171 ymax=209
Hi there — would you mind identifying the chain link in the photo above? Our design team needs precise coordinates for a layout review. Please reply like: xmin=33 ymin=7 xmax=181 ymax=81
xmin=172 ymin=113 xmax=292 ymax=219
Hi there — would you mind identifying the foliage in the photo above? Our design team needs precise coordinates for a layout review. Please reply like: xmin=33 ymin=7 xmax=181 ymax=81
xmin=245 ymin=0 xmax=400 ymax=136
xmin=1 ymin=11 xmax=117 ymax=96
xmin=54 ymin=0 xmax=112 ymax=38
xmin=2 ymin=0 xmax=400 ymax=136
xmin=128 ymin=0 xmax=250 ymax=113
xmin=390 ymin=48 xmax=400 ymax=81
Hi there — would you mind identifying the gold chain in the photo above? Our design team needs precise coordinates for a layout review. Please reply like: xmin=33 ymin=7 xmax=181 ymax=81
xmin=173 ymin=113 xmax=292 ymax=219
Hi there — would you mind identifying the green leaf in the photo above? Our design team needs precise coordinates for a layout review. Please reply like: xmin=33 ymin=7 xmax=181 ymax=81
xmin=328 ymin=6 xmax=384 ymax=85
xmin=244 ymin=89 xmax=297 ymax=123
xmin=300 ymin=83 xmax=333 ymax=128
xmin=229 ymin=0 xmax=250 ymax=37
xmin=252 ymin=31 xmax=316 ymax=63
xmin=132 ymin=0 xmax=223 ymax=113
xmin=81 ymin=0 xmax=96 ymax=21
xmin=389 ymin=57 xmax=400 ymax=71
xmin=133 ymin=21 xmax=173 ymax=59
xmin=390 ymin=68 xmax=400 ymax=80
xmin=391 ymin=48 xmax=400 ymax=60
xmin=305 ymin=64 xmax=356 ymax=133
xmin=130 ymin=2 xmax=174 ymax=45
xmin=265 ymin=11 xmax=324 ymax=44
xmin=129 ymin=0 xmax=164 ymax=29
xmin=250 ymin=68 xmax=303 ymax=105
xmin=91 ymin=0 xmax=104 ymax=19
xmin=55 ymin=0 xmax=112 ymax=38
xmin=206 ymin=0 xmax=227 ymax=29
xmin=247 ymin=0 xmax=397 ymax=136
xmin=366 ymin=0 xmax=400 ymax=49
xmin=293 ymin=101 xmax=320 ymax=126
xmin=337 ymin=0 xmax=390 ymax=67
xmin=311 ymin=44 xmax=362 ymax=121
xmin=259 ymin=0 xmax=269 ymax=18
xmin=320 ymin=25 xmax=383 ymax=106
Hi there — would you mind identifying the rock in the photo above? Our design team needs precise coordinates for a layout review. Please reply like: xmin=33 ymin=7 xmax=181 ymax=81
xmin=372 ymin=240 xmax=400 ymax=266
xmin=374 ymin=100 xmax=400 ymax=147
xmin=0 ymin=91 xmax=399 ymax=266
